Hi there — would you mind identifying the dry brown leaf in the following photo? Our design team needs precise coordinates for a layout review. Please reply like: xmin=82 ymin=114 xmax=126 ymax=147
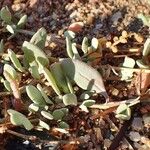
xmin=4 ymin=71 xmax=20 ymax=99
xmin=98 ymin=37 xmax=107 ymax=48
xmin=135 ymin=72 xmax=150 ymax=94
xmin=87 ymin=52 xmax=101 ymax=66
xmin=4 ymin=71 xmax=24 ymax=111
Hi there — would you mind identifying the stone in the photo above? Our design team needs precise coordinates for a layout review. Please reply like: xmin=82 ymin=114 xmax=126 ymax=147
xmin=129 ymin=131 xmax=141 ymax=142
xmin=131 ymin=117 xmax=143 ymax=131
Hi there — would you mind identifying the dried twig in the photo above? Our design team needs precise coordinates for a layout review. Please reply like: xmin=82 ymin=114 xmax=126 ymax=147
xmin=6 ymin=129 xmax=37 ymax=141
xmin=108 ymin=117 xmax=132 ymax=150
xmin=90 ymin=97 xmax=140 ymax=109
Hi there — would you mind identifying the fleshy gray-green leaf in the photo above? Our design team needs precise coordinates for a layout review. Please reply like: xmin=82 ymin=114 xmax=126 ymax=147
xmin=72 ymin=43 xmax=80 ymax=59
xmin=121 ymin=56 xmax=135 ymax=80
xmin=0 ymin=39 xmax=4 ymax=53
xmin=66 ymin=76 xmax=74 ymax=93
xmin=59 ymin=108 xmax=69 ymax=116
xmin=3 ymin=80 xmax=12 ymax=91
xmin=26 ymin=85 xmax=46 ymax=105
xmin=37 ymin=84 xmax=53 ymax=104
xmin=7 ymin=109 xmax=33 ymax=130
xmin=79 ymin=105 xmax=89 ymax=112
xmin=80 ymin=91 xmax=93 ymax=100
xmin=52 ymin=109 xmax=64 ymax=120
xmin=0 ymin=6 xmax=12 ymax=24
xmin=42 ymin=67 xmax=61 ymax=95
xmin=143 ymin=38 xmax=150 ymax=56
xmin=6 ymin=25 xmax=15 ymax=34
xmin=136 ymin=59 xmax=149 ymax=69
xmin=137 ymin=13 xmax=150 ymax=27
xmin=82 ymin=37 xmax=89 ymax=54
xmin=66 ymin=37 xmax=73 ymax=58
xmin=39 ymin=120 xmax=50 ymax=130
xmin=63 ymin=93 xmax=77 ymax=106
xmin=81 ymin=99 xmax=95 ymax=107
xmin=28 ymin=103 xmax=39 ymax=112
xmin=29 ymin=65 xmax=41 ymax=79
xmin=64 ymin=30 xmax=75 ymax=39
xmin=8 ymin=49 xmax=24 ymax=72
xmin=30 ymin=27 xmax=47 ymax=49
xmin=60 ymin=58 xmax=108 ymax=100
xmin=3 ymin=64 xmax=17 ymax=79
xmin=58 ymin=121 xmax=69 ymax=129
xmin=41 ymin=111 xmax=53 ymax=120
xmin=50 ymin=62 xmax=70 ymax=94
xmin=115 ymin=103 xmax=131 ymax=120
xmin=17 ymin=14 xmax=27 ymax=28
xmin=22 ymin=41 xmax=49 ymax=67
xmin=91 ymin=37 xmax=98 ymax=51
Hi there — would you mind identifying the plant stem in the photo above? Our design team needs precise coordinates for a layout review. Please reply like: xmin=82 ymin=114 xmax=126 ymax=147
xmin=90 ymin=97 xmax=140 ymax=109
xmin=17 ymin=29 xmax=35 ymax=36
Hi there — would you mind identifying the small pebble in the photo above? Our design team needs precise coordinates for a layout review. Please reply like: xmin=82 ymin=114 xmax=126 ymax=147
xmin=122 ymin=30 xmax=128 ymax=38
xmin=23 ymin=140 xmax=30 ymax=145
xmin=70 ymin=10 xmax=78 ymax=19
xmin=111 ymin=88 xmax=119 ymax=96
xmin=141 ymin=136 xmax=150 ymax=148
xmin=11 ymin=3 xmax=25 ymax=11
xmin=131 ymin=117 xmax=143 ymax=131
xmin=68 ymin=22 xmax=84 ymax=32
xmin=111 ymin=11 xmax=122 ymax=24
xmin=104 ymin=139 xmax=111 ymax=148
xmin=86 ymin=14 xmax=94 ymax=25
xmin=143 ymin=114 xmax=150 ymax=128
xmin=129 ymin=131 xmax=141 ymax=142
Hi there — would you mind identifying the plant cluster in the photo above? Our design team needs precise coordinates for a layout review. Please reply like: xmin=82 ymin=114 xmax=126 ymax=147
xmin=1 ymin=6 xmax=147 ymax=132
xmin=0 ymin=6 xmax=109 ymax=131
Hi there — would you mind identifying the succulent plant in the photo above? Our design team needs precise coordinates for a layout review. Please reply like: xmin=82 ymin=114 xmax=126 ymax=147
xmin=0 ymin=9 xmax=111 ymax=132
xmin=0 ymin=7 xmax=28 ymax=37
xmin=8 ymin=49 xmax=24 ymax=72
xmin=0 ymin=6 xmax=12 ymax=24
xmin=30 ymin=27 xmax=47 ymax=49
xmin=22 ymin=41 xmax=49 ymax=67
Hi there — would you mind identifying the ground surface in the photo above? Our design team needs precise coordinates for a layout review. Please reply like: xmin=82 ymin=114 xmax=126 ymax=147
xmin=1 ymin=0 xmax=150 ymax=150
